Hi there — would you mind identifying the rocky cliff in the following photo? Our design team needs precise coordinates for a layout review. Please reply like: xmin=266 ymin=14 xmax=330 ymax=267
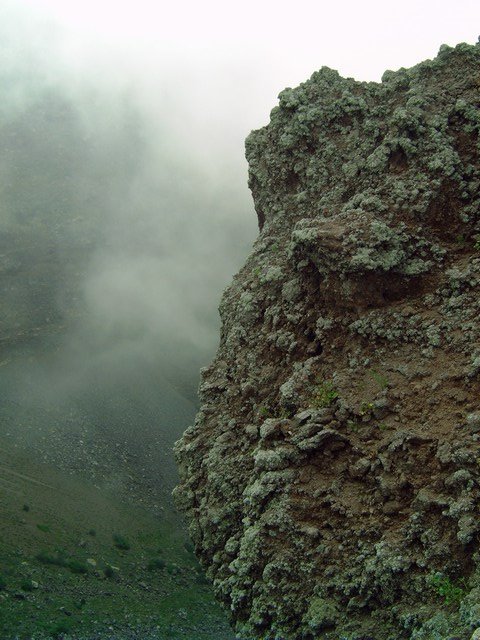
xmin=174 ymin=43 xmax=480 ymax=640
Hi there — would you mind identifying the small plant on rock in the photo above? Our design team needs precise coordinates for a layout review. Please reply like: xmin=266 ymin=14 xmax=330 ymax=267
xmin=359 ymin=401 xmax=374 ymax=416
xmin=428 ymin=573 xmax=465 ymax=605
xmin=368 ymin=369 xmax=389 ymax=390
xmin=312 ymin=380 xmax=338 ymax=408
xmin=258 ymin=406 xmax=271 ymax=419
xmin=347 ymin=420 xmax=360 ymax=433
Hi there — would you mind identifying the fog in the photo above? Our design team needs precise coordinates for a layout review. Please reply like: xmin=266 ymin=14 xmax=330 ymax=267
xmin=0 ymin=3 xmax=262 ymax=498
xmin=0 ymin=0 xmax=478 ymax=493
xmin=0 ymin=2 xmax=258 ymax=371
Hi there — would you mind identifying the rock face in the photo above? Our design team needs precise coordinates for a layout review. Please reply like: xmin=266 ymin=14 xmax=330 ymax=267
xmin=174 ymin=43 xmax=480 ymax=639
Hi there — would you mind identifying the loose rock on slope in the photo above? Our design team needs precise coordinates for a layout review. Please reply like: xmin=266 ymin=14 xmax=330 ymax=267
xmin=174 ymin=43 xmax=480 ymax=640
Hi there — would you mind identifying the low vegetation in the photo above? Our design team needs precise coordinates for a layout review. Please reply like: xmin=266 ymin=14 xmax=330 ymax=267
xmin=0 ymin=443 xmax=232 ymax=640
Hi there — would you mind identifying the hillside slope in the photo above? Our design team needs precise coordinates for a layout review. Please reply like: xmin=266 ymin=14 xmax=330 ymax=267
xmin=174 ymin=43 xmax=480 ymax=639
xmin=0 ymin=439 xmax=234 ymax=640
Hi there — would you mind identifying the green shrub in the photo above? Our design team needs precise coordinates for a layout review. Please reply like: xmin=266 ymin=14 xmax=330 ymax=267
xmin=147 ymin=558 xmax=166 ymax=571
xmin=103 ymin=565 xmax=116 ymax=578
xmin=47 ymin=619 xmax=74 ymax=639
xmin=20 ymin=579 xmax=34 ymax=592
xmin=195 ymin=572 xmax=209 ymax=585
xmin=166 ymin=563 xmax=181 ymax=576
xmin=67 ymin=559 xmax=89 ymax=575
xmin=112 ymin=534 xmax=130 ymax=550
xmin=35 ymin=551 xmax=68 ymax=568
xmin=36 ymin=524 xmax=51 ymax=533
xmin=0 ymin=574 xmax=7 ymax=590
xmin=183 ymin=541 xmax=194 ymax=554
xmin=428 ymin=574 xmax=465 ymax=605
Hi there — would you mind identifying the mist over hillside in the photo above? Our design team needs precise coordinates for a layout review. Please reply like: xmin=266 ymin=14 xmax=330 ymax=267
xmin=0 ymin=3 xmax=257 ymax=463
xmin=0 ymin=9 xmax=257 ymax=635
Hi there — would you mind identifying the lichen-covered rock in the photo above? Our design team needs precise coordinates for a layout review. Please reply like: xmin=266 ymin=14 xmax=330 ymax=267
xmin=174 ymin=42 xmax=480 ymax=639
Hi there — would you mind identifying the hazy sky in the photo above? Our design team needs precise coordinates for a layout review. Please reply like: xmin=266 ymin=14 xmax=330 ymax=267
xmin=4 ymin=1 xmax=479 ymax=195
xmin=6 ymin=1 xmax=479 ymax=210
xmin=10 ymin=0 xmax=480 ymax=129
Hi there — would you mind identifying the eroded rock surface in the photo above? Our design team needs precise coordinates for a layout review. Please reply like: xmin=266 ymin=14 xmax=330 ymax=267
xmin=174 ymin=43 xmax=480 ymax=639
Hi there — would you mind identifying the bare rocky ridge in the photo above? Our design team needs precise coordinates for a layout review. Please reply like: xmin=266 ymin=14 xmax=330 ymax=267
xmin=174 ymin=43 xmax=480 ymax=639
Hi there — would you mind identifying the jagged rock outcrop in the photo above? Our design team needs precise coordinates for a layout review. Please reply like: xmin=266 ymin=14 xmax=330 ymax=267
xmin=174 ymin=43 xmax=480 ymax=640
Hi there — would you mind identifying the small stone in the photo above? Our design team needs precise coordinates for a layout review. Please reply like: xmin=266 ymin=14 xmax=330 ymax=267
xmin=297 ymin=409 xmax=313 ymax=424
xmin=244 ymin=424 xmax=259 ymax=439
xmin=382 ymin=500 xmax=402 ymax=515
xmin=259 ymin=419 xmax=282 ymax=440
xmin=466 ymin=412 xmax=480 ymax=433
xmin=305 ymin=597 xmax=339 ymax=631
xmin=373 ymin=397 xmax=391 ymax=419
xmin=350 ymin=458 xmax=370 ymax=479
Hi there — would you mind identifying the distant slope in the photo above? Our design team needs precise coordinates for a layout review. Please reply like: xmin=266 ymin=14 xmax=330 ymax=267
xmin=0 ymin=439 xmax=234 ymax=640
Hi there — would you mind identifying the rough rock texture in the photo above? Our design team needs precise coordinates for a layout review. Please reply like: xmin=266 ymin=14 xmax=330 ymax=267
xmin=174 ymin=43 xmax=480 ymax=640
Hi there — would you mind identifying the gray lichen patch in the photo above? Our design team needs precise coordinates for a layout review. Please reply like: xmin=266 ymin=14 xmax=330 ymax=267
xmin=174 ymin=42 xmax=480 ymax=640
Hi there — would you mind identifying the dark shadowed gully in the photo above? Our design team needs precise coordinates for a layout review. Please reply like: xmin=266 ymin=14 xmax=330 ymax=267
xmin=174 ymin=42 xmax=480 ymax=640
